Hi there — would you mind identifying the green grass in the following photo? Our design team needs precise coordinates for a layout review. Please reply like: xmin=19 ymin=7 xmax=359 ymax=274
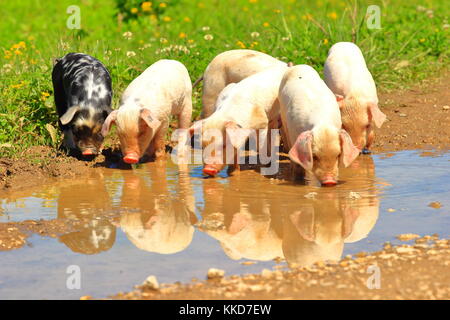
xmin=0 ymin=0 xmax=448 ymax=154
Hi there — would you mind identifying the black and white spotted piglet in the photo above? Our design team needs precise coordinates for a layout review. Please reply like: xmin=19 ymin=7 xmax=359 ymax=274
xmin=52 ymin=53 xmax=113 ymax=156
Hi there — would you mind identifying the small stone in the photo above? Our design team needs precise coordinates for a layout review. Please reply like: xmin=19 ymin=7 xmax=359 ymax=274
xmin=349 ymin=192 xmax=361 ymax=200
xmin=142 ymin=275 xmax=159 ymax=290
xmin=207 ymin=268 xmax=225 ymax=279
xmin=442 ymin=105 xmax=449 ymax=110
xmin=428 ymin=202 xmax=442 ymax=209
xmin=398 ymin=113 xmax=407 ymax=117
xmin=395 ymin=247 xmax=418 ymax=254
xmin=261 ymin=269 xmax=273 ymax=279
xmin=397 ymin=233 xmax=420 ymax=241
xmin=304 ymin=192 xmax=317 ymax=199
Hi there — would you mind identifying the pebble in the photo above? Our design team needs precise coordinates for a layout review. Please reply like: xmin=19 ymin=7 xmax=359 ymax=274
xmin=207 ymin=268 xmax=225 ymax=279
xmin=142 ymin=275 xmax=159 ymax=290
xmin=398 ymin=113 xmax=407 ymax=117
xmin=397 ymin=233 xmax=420 ymax=241
xmin=443 ymin=105 xmax=449 ymax=110
xmin=261 ymin=269 xmax=273 ymax=279
xmin=428 ymin=202 xmax=442 ymax=209
xmin=395 ymin=247 xmax=418 ymax=254
xmin=304 ymin=192 xmax=317 ymax=199
xmin=348 ymin=192 xmax=361 ymax=200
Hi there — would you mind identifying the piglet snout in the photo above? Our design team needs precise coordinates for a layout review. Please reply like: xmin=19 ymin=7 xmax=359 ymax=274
xmin=82 ymin=149 xmax=96 ymax=156
xmin=123 ymin=152 xmax=140 ymax=164
xmin=321 ymin=174 xmax=337 ymax=186
xmin=203 ymin=165 xmax=220 ymax=176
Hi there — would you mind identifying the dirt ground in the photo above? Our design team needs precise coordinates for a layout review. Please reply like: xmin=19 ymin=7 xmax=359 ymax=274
xmin=110 ymin=236 xmax=450 ymax=300
xmin=0 ymin=71 xmax=449 ymax=299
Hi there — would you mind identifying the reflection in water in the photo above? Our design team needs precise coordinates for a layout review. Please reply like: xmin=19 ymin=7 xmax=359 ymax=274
xmin=57 ymin=171 xmax=116 ymax=255
xmin=198 ymin=156 xmax=380 ymax=267
xmin=1 ymin=155 xmax=380 ymax=267
xmin=119 ymin=162 xmax=197 ymax=254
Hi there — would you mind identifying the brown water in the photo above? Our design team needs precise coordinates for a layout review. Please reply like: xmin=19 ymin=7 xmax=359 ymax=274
xmin=0 ymin=151 xmax=449 ymax=299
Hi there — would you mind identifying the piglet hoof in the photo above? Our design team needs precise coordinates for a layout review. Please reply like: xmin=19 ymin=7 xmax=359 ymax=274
xmin=361 ymin=148 xmax=371 ymax=155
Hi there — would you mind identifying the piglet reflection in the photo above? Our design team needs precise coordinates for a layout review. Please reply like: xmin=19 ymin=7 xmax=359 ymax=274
xmin=199 ymin=156 xmax=380 ymax=267
xmin=119 ymin=162 xmax=196 ymax=254
xmin=57 ymin=171 xmax=116 ymax=255
xmin=199 ymin=175 xmax=283 ymax=261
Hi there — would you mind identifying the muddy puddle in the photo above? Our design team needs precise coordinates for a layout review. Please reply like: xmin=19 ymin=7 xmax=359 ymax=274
xmin=0 ymin=150 xmax=449 ymax=299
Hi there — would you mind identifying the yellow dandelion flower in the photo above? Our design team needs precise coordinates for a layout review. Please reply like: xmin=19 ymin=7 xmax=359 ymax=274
xmin=274 ymin=9 xmax=281 ymax=13
xmin=323 ymin=38 xmax=329 ymax=45
xmin=131 ymin=7 xmax=138 ymax=14
xmin=250 ymin=41 xmax=258 ymax=48
xmin=187 ymin=39 xmax=195 ymax=44
xmin=18 ymin=41 xmax=26 ymax=48
xmin=249 ymin=0 xmax=258 ymax=3
xmin=159 ymin=2 xmax=167 ymax=8
xmin=150 ymin=14 xmax=157 ymax=22
xmin=184 ymin=17 xmax=191 ymax=22
xmin=163 ymin=16 xmax=172 ymax=22
xmin=328 ymin=12 xmax=337 ymax=19
xmin=419 ymin=38 xmax=425 ymax=43
xmin=179 ymin=32 xmax=187 ymax=39
xmin=141 ymin=2 xmax=152 ymax=11
xmin=263 ymin=22 xmax=270 ymax=27
xmin=41 ymin=92 xmax=50 ymax=97
xmin=14 ymin=50 xmax=22 ymax=55
xmin=236 ymin=40 xmax=246 ymax=49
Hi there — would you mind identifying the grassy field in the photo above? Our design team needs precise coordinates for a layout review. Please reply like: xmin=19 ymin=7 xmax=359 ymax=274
xmin=0 ymin=0 xmax=448 ymax=154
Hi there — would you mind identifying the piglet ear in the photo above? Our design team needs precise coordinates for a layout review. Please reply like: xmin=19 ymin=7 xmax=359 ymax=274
xmin=339 ymin=129 xmax=360 ymax=167
xmin=289 ymin=130 xmax=313 ymax=171
xmin=335 ymin=94 xmax=345 ymax=109
xmin=101 ymin=110 xmax=118 ymax=137
xmin=140 ymin=109 xmax=161 ymax=131
xmin=60 ymin=106 xmax=80 ymax=125
xmin=368 ymin=103 xmax=386 ymax=128
xmin=289 ymin=209 xmax=315 ymax=242
xmin=225 ymin=121 xmax=251 ymax=149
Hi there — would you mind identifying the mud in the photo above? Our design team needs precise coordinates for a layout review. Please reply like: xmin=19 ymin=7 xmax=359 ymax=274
xmin=372 ymin=70 xmax=450 ymax=152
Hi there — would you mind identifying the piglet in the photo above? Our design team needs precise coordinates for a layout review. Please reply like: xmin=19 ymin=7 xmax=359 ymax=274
xmin=52 ymin=53 xmax=113 ymax=156
xmin=324 ymin=42 xmax=386 ymax=153
xmin=196 ymin=49 xmax=286 ymax=118
xmin=279 ymin=65 xmax=360 ymax=186
xmin=102 ymin=59 xmax=192 ymax=164
xmin=191 ymin=65 xmax=288 ymax=176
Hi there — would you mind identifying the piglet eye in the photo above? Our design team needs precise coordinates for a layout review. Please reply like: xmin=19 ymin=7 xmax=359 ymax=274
xmin=313 ymin=155 xmax=319 ymax=161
